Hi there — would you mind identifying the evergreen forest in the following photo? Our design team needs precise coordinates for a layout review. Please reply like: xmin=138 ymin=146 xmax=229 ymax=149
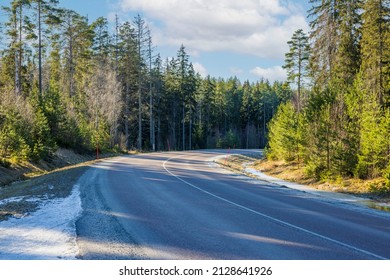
xmin=0 ymin=0 xmax=289 ymax=163
xmin=268 ymin=0 xmax=389 ymax=188
xmin=0 ymin=0 xmax=389 ymax=189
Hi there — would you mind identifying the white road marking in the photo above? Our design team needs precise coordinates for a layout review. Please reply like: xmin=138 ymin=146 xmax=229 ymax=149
xmin=163 ymin=153 xmax=387 ymax=260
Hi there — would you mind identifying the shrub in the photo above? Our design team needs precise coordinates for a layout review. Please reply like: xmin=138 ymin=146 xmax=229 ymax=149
xmin=383 ymin=163 xmax=390 ymax=191
xmin=0 ymin=158 xmax=11 ymax=168
xmin=216 ymin=129 xmax=240 ymax=149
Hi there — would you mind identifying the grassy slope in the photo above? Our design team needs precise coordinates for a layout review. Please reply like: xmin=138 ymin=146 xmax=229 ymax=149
xmin=0 ymin=148 xmax=117 ymax=186
xmin=253 ymin=159 xmax=389 ymax=202
xmin=216 ymin=154 xmax=389 ymax=203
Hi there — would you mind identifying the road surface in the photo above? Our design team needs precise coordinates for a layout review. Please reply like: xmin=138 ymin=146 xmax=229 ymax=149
xmin=75 ymin=150 xmax=390 ymax=259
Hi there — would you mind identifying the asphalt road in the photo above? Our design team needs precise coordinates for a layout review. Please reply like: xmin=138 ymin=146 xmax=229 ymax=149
xmin=75 ymin=150 xmax=390 ymax=260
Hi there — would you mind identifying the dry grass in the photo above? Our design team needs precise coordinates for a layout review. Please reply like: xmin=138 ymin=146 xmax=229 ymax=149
xmin=214 ymin=153 xmax=389 ymax=203
xmin=0 ymin=148 xmax=120 ymax=187
xmin=253 ymin=159 xmax=389 ymax=203
xmin=215 ymin=154 xmax=262 ymax=174
xmin=253 ymin=160 xmax=316 ymax=184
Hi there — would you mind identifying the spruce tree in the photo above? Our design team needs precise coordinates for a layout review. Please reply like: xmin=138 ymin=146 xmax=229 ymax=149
xmin=356 ymin=0 xmax=390 ymax=178
xmin=360 ymin=0 xmax=390 ymax=106
xmin=267 ymin=102 xmax=299 ymax=161
xmin=133 ymin=14 xmax=149 ymax=150
xmin=118 ymin=21 xmax=137 ymax=150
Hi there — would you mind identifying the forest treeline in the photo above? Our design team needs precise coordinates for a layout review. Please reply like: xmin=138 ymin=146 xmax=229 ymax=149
xmin=267 ymin=0 xmax=389 ymax=188
xmin=0 ymin=0 xmax=291 ymax=165
xmin=1 ymin=0 xmax=389 ymax=190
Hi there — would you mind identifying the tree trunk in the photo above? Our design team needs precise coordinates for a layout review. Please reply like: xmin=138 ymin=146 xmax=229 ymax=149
xmin=182 ymin=101 xmax=185 ymax=150
xmin=38 ymin=0 xmax=43 ymax=95
xmin=189 ymin=107 xmax=192 ymax=150
xmin=138 ymin=86 xmax=142 ymax=150
xmin=125 ymin=83 xmax=130 ymax=150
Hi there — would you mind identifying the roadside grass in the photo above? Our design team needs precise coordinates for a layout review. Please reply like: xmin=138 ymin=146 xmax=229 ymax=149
xmin=252 ymin=159 xmax=389 ymax=202
xmin=215 ymin=153 xmax=263 ymax=175
xmin=216 ymin=154 xmax=390 ymax=203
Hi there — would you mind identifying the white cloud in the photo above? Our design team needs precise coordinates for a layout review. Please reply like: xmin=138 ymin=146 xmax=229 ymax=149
xmin=251 ymin=66 xmax=286 ymax=82
xmin=118 ymin=0 xmax=309 ymax=59
xmin=193 ymin=62 xmax=208 ymax=77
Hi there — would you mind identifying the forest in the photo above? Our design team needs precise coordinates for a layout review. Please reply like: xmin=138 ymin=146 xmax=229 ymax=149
xmin=268 ymin=0 xmax=389 ymax=188
xmin=0 ymin=0 xmax=290 ymax=165
xmin=0 ymin=0 xmax=389 ymax=189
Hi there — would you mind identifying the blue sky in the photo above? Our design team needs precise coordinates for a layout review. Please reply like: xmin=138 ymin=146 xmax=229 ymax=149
xmin=1 ymin=0 xmax=311 ymax=82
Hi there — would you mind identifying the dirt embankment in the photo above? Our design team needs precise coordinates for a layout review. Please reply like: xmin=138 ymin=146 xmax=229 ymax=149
xmin=0 ymin=148 xmax=119 ymax=221
xmin=0 ymin=148 xmax=112 ymax=187
xmin=252 ymin=159 xmax=390 ymax=203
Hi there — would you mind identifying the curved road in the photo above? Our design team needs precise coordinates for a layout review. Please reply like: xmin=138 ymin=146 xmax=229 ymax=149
xmin=75 ymin=150 xmax=390 ymax=260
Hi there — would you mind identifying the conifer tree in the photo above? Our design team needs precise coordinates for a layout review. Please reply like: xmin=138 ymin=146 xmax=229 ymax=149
xmin=332 ymin=0 xmax=361 ymax=87
xmin=91 ymin=17 xmax=110 ymax=60
xmin=283 ymin=29 xmax=310 ymax=112
xmin=308 ymin=0 xmax=339 ymax=88
xmin=118 ymin=21 xmax=137 ymax=150
xmin=133 ymin=14 xmax=149 ymax=150
xmin=360 ymin=0 xmax=390 ymax=106
xmin=355 ymin=0 xmax=390 ymax=178
xmin=30 ymin=0 xmax=60 ymax=95
xmin=2 ymin=0 xmax=33 ymax=95
xmin=152 ymin=54 xmax=164 ymax=150
xmin=267 ymin=102 xmax=299 ymax=161
xmin=57 ymin=9 xmax=92 ymax=98
xmin=177 ymin=45 xmax=190 ymax=150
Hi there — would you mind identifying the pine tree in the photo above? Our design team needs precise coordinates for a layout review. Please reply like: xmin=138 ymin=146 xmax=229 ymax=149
xmin=30 ymin=0 xmax=60 ymax=95
xmin=283 ymin=29 xmax=310 ymax=112
xmin=2 ymin=0 xmax=33 ymax=95
xmin=57 ymin=9 xmax=92 ymax=98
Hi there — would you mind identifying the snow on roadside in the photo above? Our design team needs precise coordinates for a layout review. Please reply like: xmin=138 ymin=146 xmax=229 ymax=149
xmin=0 ymin=185 xmax=82 ymax=260
xmin=245 ymin=167 xmax=368 ymax=203
xmin=0 ymin=195 xmax=48 ymax=208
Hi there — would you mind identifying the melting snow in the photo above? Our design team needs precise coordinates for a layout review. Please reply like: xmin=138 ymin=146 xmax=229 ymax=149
xmin=0 ymin=185 xmax=82 ymax=260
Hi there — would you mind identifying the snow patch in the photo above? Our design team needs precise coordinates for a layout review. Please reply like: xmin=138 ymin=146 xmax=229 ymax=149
xmin=245 ymin=167 xmax=369 ymax=203
xmin=0 ymin=185 xmax=82 ymax=260
xmin=0 ymin=196 xmax=47 ymax=207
